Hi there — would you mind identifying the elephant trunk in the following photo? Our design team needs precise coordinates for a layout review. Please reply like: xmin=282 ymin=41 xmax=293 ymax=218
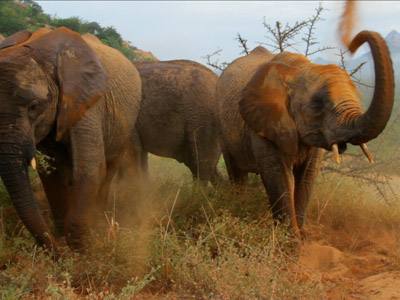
xmin=340 ymin=30 xmax=394 ymax=144
xmin=0 ymin=143 xmax=56 ymax=251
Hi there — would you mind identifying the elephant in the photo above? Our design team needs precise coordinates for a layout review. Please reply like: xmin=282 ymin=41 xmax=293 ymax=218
xmin=119 ymin=60 xmax=223 ymax=186
xmin=0 ymin=27 xmax=141 ymax=252
xmin=216 ymin=30 xmax=394 ymax=235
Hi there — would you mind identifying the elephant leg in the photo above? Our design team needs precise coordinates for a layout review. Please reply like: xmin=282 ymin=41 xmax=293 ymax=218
xmin=97 ymin=151 xmax=126 ymax=218
xmin=37 ymin=140 xmax=72 ymax=238
xmin=251 ymin=133 xmax=299 ymax=233
xmin=293 ymin=148 xmax=324 ymax=228
xmin=222 ymin=148 xmax=248 ymax=189
xmin=198 ymin=147 xmax=224 ymax=187
xmin=64 ymin=125 xmax=107 ymax=249
xmin=259 ymin=158 xmax=297 ymax=228
xmin=182 ymin=140 xmax=204 ymax=184
xmin=210 ymin=168 xmax=226 ymax=187
xmin=127 ymin=135 xmax=149 ymax=185
xmin=192 ymin=156 xmax=216 ymax=186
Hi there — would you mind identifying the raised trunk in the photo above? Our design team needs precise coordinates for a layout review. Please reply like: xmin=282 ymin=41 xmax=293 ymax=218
xmin=341 ymin=31 xmax=394 ymax=144
xmin=0 ymin=151 xmax=56 ymax=250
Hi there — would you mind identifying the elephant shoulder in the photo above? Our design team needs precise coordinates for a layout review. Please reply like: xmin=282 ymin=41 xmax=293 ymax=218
xmin=250 ymin=46 xmax=272 ymax=56
xmin=82 ymin=33 xmax=138 ymax=78
xmin=218 ymin=47 xmax=273 ymax=102
xmin=82 ymin=33 xmax=102 ymax=45
xmin=272 ymin=52 xmax=310 ymax=67
xmin=82 ymin=33 xmax=141 ymax=113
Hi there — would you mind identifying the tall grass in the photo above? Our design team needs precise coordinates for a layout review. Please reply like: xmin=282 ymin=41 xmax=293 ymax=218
xmin=0 ymin=153 xmax=399 ymax=299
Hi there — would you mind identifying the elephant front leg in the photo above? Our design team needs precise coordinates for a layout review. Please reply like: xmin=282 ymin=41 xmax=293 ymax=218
xmin=259 ymin=159 xmax=299 ymax=234
xmin=37 ymin=140 xmax=72 ymax=238
xmin=251 ymin=134 xmax=299 ymax=235
xmin=293 ymin=147 xmax=324 ymax=228
xmin=64 ymin=124 xmax=106 ymax=250
xmin=66 ymin=178 xmax=104 ymax=249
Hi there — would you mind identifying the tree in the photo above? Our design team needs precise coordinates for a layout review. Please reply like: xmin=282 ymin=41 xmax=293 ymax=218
xmin=21 ymin=0 xmax=43 ymax=17
xmin=204 ymin=2 xmax=333 ymax=71
xmin=80 ymin=21 xmax=102 ymax=35
xmin=0 ymin=2 xmax=27 ymax=36
xmin=50 ymin=17 xmax=82 ymax=33
xmin=261 ymin=19 xmax=307 ymax=53
xmin=302 ymin=2 xmax=334 ymax=57
xmin=0 ymin=0 xmax=141 ymax=62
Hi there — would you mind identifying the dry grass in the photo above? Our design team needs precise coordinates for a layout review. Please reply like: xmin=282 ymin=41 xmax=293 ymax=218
xmin=0 ymin=150 xmax=399 ymax=299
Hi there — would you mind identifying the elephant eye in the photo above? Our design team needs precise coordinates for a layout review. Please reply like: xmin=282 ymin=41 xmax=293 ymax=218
xmin=28 ymin=100 xmax=39 ymax=119
xmin=310 ymin=96 xmax=324 ymax=114
xmin=311 ymin=86 xmax=329 ymax=115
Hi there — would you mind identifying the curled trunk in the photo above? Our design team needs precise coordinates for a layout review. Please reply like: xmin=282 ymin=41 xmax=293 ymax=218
xmin=340 ymin=30 xmax=395 ymax=144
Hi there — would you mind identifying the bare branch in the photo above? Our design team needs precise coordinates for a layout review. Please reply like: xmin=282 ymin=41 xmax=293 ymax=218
xmin=306 ymin=46 xmax=335 ymax=57
xmin=349 ymin=61 xmax=367 ymax=77
xmin=235 ymin=33 xmax=250 ymax=55
xmin=303 ymin=2 xmax=331 ymax=57
xmin=334 ymin=48 xmax=373 ymax=88
xmin=202 ymin=48 xmax=229 ymax=72
xmin=322 ymin=153 xmax=398 ymax=205
xmin=336 ymin=48 xmax=348 ymax=70
xmin=262 ymin=18 xmax=307 ymax=52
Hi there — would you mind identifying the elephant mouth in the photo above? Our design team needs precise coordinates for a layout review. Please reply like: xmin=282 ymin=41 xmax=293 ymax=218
xmin=336 ymin=142 xmax=347 ymax=154
xmin=330 ymin=141 xmax=374 ymax=164
xmin=329 ymin=141 xmax=347 ymax=164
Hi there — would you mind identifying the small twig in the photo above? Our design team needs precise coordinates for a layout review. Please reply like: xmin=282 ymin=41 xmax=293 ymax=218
xmin=201 ymin=205 xmax=222 ymax=255
xmin=202 ymin=48 xmax=229 ymax=71
xmin=163 ymin=188 xmax=180 ymax=243
xmin=235 ymin=33 xmax=250 ymax=55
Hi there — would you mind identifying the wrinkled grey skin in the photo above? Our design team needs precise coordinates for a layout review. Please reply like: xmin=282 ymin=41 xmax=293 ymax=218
xmin=0 ymin=28 xmax=141 ymax=252
xmin=217 ymin=30 xmax=394 ymax=233
xmin=120 ymin=60 xmax=222 ymax=185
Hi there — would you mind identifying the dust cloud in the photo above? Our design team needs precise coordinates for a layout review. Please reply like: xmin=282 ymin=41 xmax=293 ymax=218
xmin=338 ymin=0 xmax=359 ymax=49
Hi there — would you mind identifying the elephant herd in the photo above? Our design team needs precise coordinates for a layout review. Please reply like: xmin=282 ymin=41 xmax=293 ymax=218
xmin=0 ymin=27 xmax=394 ymax=254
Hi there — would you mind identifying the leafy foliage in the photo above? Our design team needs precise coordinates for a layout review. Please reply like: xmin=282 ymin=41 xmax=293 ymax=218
xmin=0 ymin=0 xmax=138 ymax=61
xmin=0 ymin=1 xmax=28 ymax=36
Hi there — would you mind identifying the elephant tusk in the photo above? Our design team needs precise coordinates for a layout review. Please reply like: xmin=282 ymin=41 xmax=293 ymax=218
xmin=332 ymin=143 xmax=340 ymax=164
xmin=30 ymin=157 xmax=36 ymax=170
xmin=360 ymin=143 xmax=374 ymax=164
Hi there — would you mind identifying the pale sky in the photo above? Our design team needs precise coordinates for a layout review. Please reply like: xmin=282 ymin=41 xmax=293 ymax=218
xmin=37 ymin=1 xmax=400 ymax=66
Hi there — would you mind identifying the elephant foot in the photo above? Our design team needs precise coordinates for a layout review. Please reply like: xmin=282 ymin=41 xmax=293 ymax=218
xmin=64 ymin=219 xmax=89 ymax=251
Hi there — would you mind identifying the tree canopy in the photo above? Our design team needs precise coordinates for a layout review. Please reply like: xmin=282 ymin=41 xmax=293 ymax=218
xmin=0 ymin=0 xmax=137 ymax=60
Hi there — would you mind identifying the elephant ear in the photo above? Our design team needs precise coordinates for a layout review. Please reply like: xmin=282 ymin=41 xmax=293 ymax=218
xmin=23 ymin=27 xmax=107 ymax=141
xmin=0 ymin=30 xmax=32 ymax=49
xmin=239 ymin=61 xmax=298 ymax=155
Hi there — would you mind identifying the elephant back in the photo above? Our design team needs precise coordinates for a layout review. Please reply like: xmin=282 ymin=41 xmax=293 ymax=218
xmin=216 ymin=46 xmax=274 ymax=151
xmin=133 ymin=59 xmax=219 ymax=158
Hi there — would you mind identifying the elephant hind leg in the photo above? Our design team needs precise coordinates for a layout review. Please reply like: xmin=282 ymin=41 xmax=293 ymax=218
xmin=222 ymin=149 xmax=248 ymax=190
xmin=210 ymin=167 xmax=227 ymax=188
xmin=185 ymin=155 xmax=224 ymax=187
xmin=125 ymin=138 xmax=149 ymax=187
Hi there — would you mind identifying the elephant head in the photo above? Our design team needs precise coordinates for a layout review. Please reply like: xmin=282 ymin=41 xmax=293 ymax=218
xmin=0 ymin=27 xmax=107 ymax=250
xmin=239 ymin=31 xmax=394 ymax=162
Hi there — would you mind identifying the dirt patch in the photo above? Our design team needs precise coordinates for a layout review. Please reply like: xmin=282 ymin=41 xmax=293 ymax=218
xmin=297 ymin=228 xmax=400 ymax=300
xmin=359 ymin=272 xmax=400 ymax=300
xmin=299 ymin=242 xmax=348 ymax=276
